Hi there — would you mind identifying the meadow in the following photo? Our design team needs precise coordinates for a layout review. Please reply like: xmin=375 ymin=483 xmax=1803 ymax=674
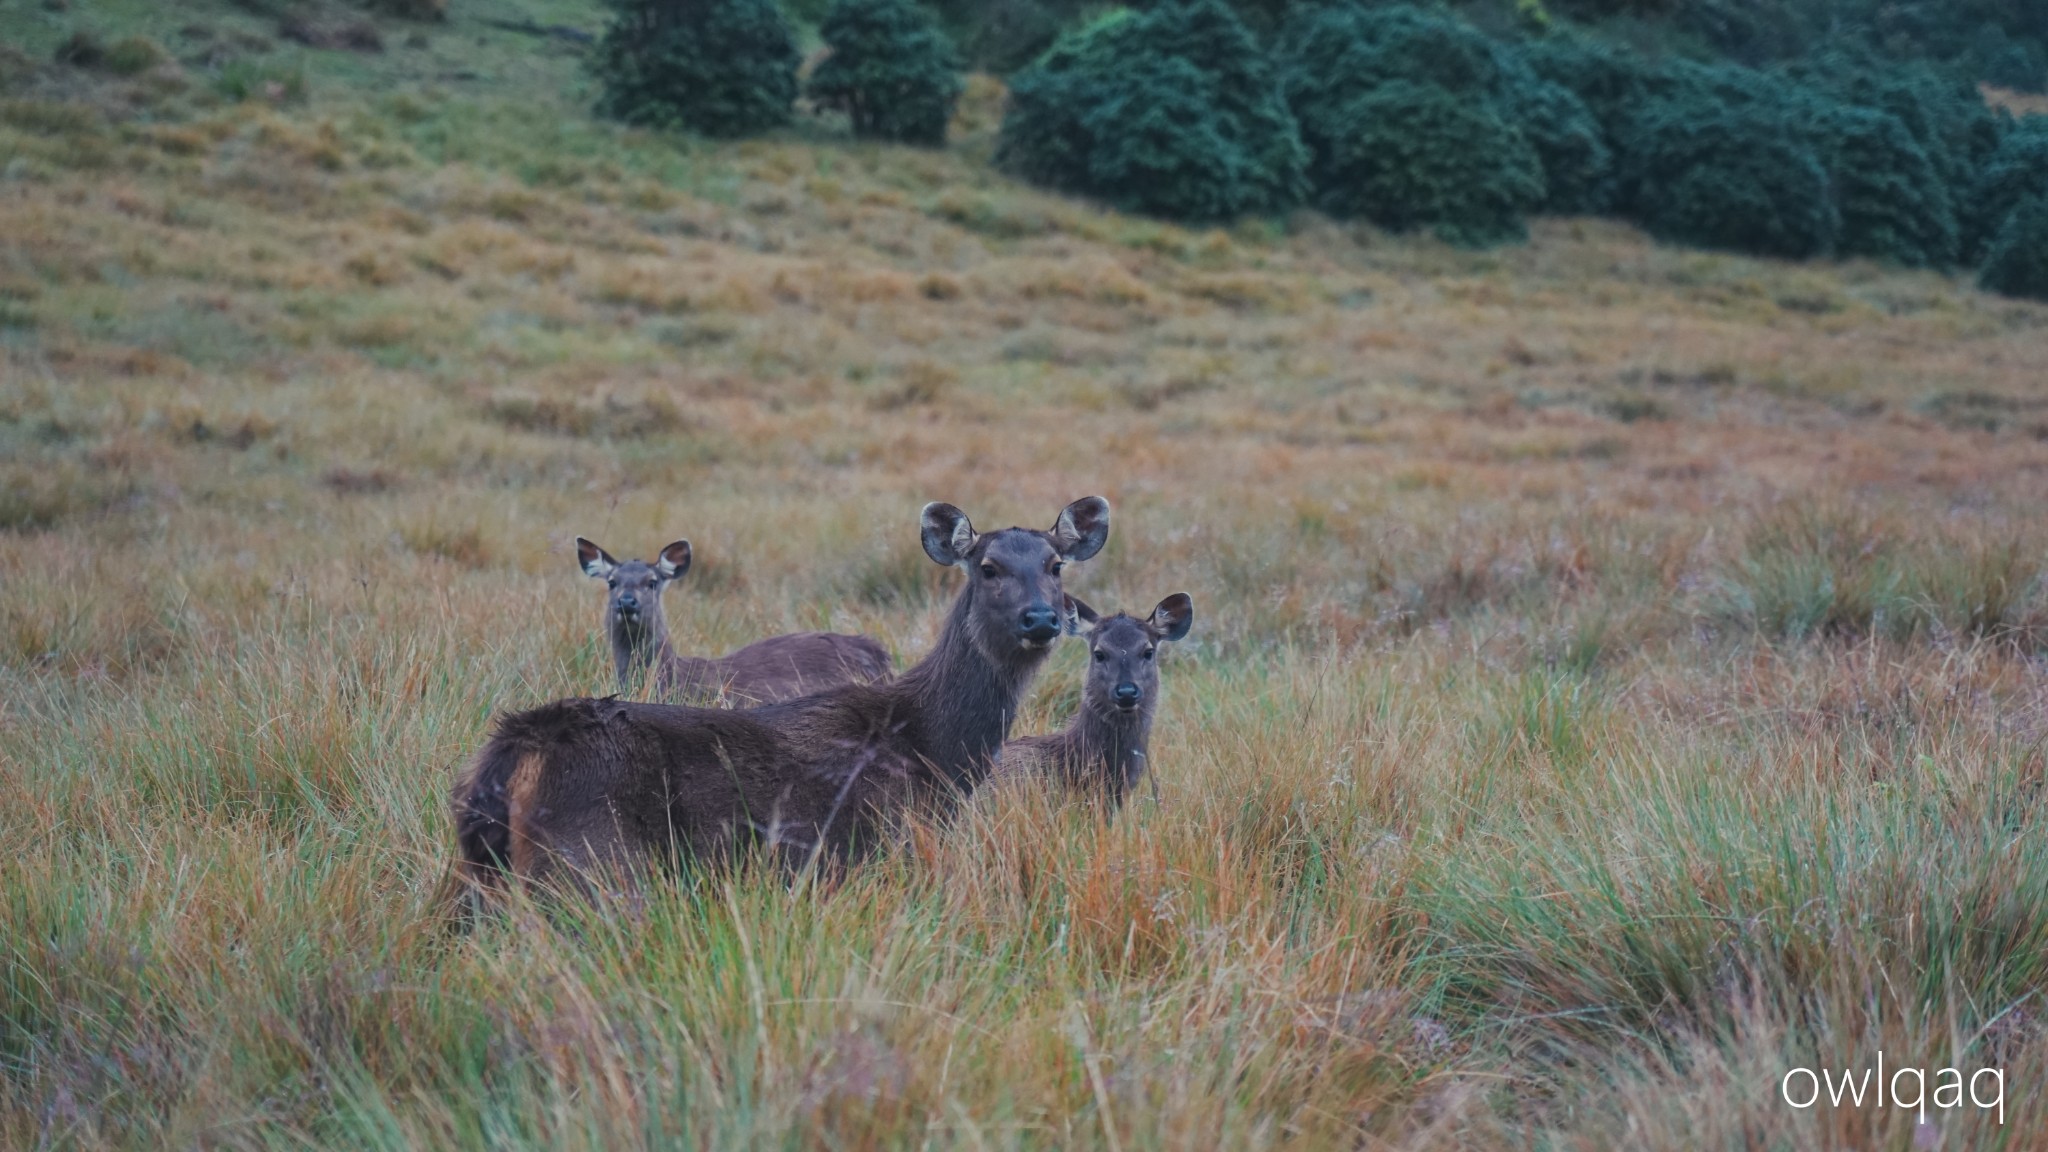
xmin=4 ymin=2 xmax=2048 ymax=1147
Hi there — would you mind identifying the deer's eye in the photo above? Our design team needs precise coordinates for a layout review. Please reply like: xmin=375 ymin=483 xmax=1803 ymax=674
xmin=1050 ymin=560 xmax=1064 ymax=576
xmin=1143 ymin=648 xmax=1155 ymax=660
xmin=607 ymin=579 xmax=618 ymax=589
xmin=981 ymin=563 xmax=998 ymax=580
xmin=1093 ymin=650 xmax=1107 ymax=662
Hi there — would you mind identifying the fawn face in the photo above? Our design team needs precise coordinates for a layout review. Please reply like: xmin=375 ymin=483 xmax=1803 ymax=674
xmin=1067 ymin=593 xmax=1194 ymax=715
xmin=921 ymin=496 xmax=1110 ymax=656
xmin=577 ymin=537 xmax=692 ymax=636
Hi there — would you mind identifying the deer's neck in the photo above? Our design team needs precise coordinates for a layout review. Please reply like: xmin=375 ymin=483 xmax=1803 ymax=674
xmin=1063 ymin=698 xmax=1153 ymax=796
xmin=892 ymin=588 xmax=1048 ymax=790
xmin=611 ymin=608 xmax=681 ymax=692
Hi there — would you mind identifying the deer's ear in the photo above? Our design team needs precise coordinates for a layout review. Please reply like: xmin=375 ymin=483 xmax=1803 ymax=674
xmin=577 ymin=537 xmax=617 ymax=579
xmin=921 ymin=502 xmax=977 ymax=567
xmin=1149 ymin=593 xmax=1194 ymax=642
xmin=655 ymin=540 xmax=692 ymax=581
xmin=1051 ymin=496 xmax=1110 ymax=562
xmin=1064 ymin=594 xmax=1101 ymax=636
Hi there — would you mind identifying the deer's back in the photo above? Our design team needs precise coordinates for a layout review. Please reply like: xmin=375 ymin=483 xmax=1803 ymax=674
xmin=458 ymin=684 xmax=936 ymax=885
xmin=706 ymin=630 xmax=893 ymax=707
xmin=996 ymin=731 xmax=1069 ymax=781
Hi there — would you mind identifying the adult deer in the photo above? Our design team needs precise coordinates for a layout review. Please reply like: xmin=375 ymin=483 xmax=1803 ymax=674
xmin=576 ymin=537 xmax=891 ymax=706
xmin=451 ymin=497 xmax=1110 ymax=905
xmin=1000 ymin=593 xmax=1193 ymax=811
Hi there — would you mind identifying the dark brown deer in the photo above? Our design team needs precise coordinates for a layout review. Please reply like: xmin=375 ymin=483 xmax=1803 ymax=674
xmin=451 ymin=497 xmax=1110 ymax=904
xmin=999 ymin=593 xmax=1193 ymax=811
xmin=577 ymin=536 xmax=891 ymax=706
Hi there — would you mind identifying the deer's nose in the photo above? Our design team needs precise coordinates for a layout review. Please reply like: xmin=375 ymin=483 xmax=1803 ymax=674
xmin=1114 ymin=683 xmax=1142 ymax=709
xmin=617 ymin=593 xmax=639 ymax=613
xmin=1020 ymin=604 xmax=1061 ymax=643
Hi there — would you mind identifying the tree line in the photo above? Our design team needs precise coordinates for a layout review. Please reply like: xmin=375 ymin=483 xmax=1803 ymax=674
xmin=592 ymin=0 xmax=2048 ymax=300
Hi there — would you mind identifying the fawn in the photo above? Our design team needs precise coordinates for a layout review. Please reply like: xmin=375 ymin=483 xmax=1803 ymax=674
xmin=1000 ymin=593 xmax=1193 ymax=810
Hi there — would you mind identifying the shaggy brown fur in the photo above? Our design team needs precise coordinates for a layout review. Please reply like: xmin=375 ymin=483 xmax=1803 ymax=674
xmin=451 ymin=498 xmax=1110 ymax=907
xmin=1000 ymin=593 xmax=1193 ymax=811
xmin=577 ymin=537 xmax=892 ymax=706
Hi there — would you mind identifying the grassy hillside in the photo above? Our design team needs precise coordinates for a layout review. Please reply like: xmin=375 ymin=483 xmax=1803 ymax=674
xmin=4 ymin=1 xmax=2048 ymax=1148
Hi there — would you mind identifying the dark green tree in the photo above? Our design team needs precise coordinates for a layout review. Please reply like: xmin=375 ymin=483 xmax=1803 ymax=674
xmin=1791 ymin=51 xmax=2003 ymax=200
xmin=1979 ymin=191 xmax=2048 ymax=300
xmin=808 ymin=0 xmax=964 ymax=146
xmin=1964 ymin=118 xmax=2048 ymax=263
xmin=592 ymin=0 xmax=800 ymax=137
xmin=1278 ymin=5 xmax=1550 ymax=239
xmin=1498 ymin=55 xmax=1614 ymax=214
xmin=1808 ymin=103 xmax=1959 ymax=266
xmin=996 ymin=0 xmax=1307 ymax=222
xmin=1625 ymin=98 xmax=1840 ymax=258
xmin=1316 ymin=80 xmax=1545 ymax=245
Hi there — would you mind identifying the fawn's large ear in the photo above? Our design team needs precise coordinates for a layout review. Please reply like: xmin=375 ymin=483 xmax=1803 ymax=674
xmin=1050 ymin=496 xmax=1110 ymax=562
xmin=921 ymin=502 xmax=977 ymax=567
xmin=1148 ymin=592 xmax=1194 ymax=642
xmin=577 ymin=537 xmax=617 ymax=579
xmin=1064 ymin=594 xmax=1101 ymax=636
xmin=655 ymin=540 xmax=692 ymax=581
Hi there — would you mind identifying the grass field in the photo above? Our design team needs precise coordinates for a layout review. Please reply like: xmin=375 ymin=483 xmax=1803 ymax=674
xmin=5 ymin=2 xmax=2048 ymax=1147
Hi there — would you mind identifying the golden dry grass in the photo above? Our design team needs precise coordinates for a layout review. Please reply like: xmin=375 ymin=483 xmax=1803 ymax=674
xmin=5 ymin=5 xmax=2048 ymax=1149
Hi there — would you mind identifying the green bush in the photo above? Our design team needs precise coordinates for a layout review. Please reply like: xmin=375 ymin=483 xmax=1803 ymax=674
xmin=807 ymin=0 xmax=963 ymax=145
xmin=1964 ymin=118 xmax=2048 ymax=263
xmin=1793 ymin=52 xmax=2003 ymax=201
xmin=1279 ymin=5 xmax=1547 ymax=240
xmin=1313 ymin=80 xmax=1544 ymax=245
xmin=1808 ymin=103 xmax=1958 ymax=266
xmin=592 ymin=0 xmax=800 ymax=137
xmin=1625 ymin=96 xmax=1840 ymax=258
xmin=1979 ymin=191 xmax=2048 ymax=300
xmin=1520 ymin=30 xmax=1673 ymax=131
xmin=996 ymin=0 xmax=1307 ymax=222
xmin=1498 ymin=56 xmax=1614 ymax=214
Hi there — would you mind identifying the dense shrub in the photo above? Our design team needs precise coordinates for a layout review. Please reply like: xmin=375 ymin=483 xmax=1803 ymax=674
xmin=1315 ymin=80 xmax=1544 ymax=244
xmin=1498 ymin=56 xmax=1614 ymax=214
xmin=996 ymin=0 xmax=1307 ymax=222
xmin=1808 ymin=103 xmax=1958 ymax=267
xmin=1793 ymin=53 xmax=2003 ymax=199
xmin=1964 ymin=118 xmax=2048 ymax=263
xmin=807 ymin=0 xmax=963 ymax=145
xmin=1625 ymin=97 xmax=1839 ymax=258
xmin=592 ymin=0 xmax=800 ymax=137
xmin=1979 ymin=192 xmax=2048 ymax=300
xmin=1520 ymin=30 xmax=1674 ymax=131
xmin=1279 ymin=5 xmax=1549 ymax=240
xmin=1280 ymin=3 xmax=1504 ymax=102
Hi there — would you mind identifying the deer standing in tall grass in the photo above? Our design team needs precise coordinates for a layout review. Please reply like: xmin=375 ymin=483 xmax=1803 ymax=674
xmin=451 ymin=498 xmax=1110 ymax=905
xmin=1000 ymin=593 xmax=1193 ymax=810
xmin=577 ymin=537 xmax=891 ymax=706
